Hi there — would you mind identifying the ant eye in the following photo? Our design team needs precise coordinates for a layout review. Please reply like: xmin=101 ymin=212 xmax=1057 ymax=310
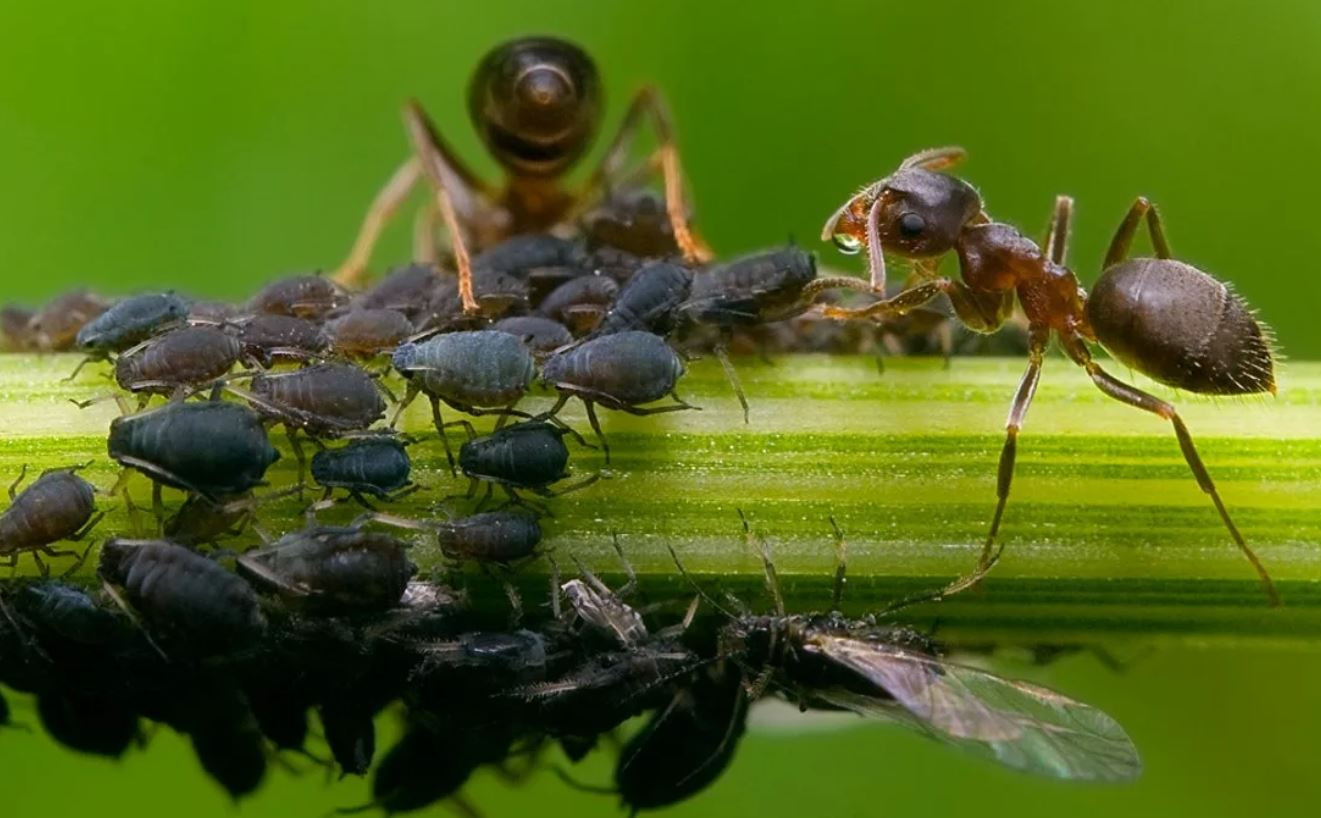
xmin=898 ymin=213 xmax=926 ymax=238
xmin=832 ymin=233 xmax=862 ymax=255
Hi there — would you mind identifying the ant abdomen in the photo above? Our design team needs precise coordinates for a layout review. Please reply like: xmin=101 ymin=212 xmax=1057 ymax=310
xmin=1088 ymin=259 xmax=1276 ymax=395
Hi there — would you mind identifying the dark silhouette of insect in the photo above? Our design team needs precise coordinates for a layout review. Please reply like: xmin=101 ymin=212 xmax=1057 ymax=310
xmin=457 ymin=419 xmax=598 ymax=508
xmin=0 ymin=465 xmax=103 ymax=575
xmin=247 ymin=273 xmax=347 ymax=320
xmin=472 ymin=232 xmax=593 ymax=307
xmin=542 ymin=330 xmax=695 ymax=462
xmin=491 ymin=314 xmax=575 ymax=357
xmin=595 ymin=260 xmax=693 ymax=338
xmin=309 ymin=437 xmax=415 ymax=508
xmin=24 ymin=289 xmax=109 ymax=352
xmin=12 ymin=580 xmax=134 ymax=650
xmin=357 ymin=263 xmax=450 ymax=325
xmin=242 ymin=362 xmax=387 ymax=485
xmin=330 ymin=36 xmax=709 ymax=316
xmin=537 ymin=274 xmax=619 ymax=335
xmin=822 ymin=147 xmax=1280 ymax=603
xmin=235 ymin=313 xmax=331 ymax=366
xmin=108 ymin=400 xmax=280 ymax=526
xmin=582 ymin=187 xmax=685 ymax=260
xmin=113 ymin=325 xmax=244 ymax=400
xmin=98 ymin=538 xmax=268 ymax=653
xmin=326 ymin=308 xmax=415 ymax=360
xmin=392 ymin=330 xmax=536 ymax=472
xmin=35 ymin=686 xmax=141 ymax=759
xmin=74 ymin=292 xmax=190 ymax=357
xmin=0 ymin=688 xmax=10 ymax=729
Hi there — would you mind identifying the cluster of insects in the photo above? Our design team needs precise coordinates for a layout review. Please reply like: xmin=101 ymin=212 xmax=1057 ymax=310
xmin=0 ymin=31 xmax=1279 ymax=813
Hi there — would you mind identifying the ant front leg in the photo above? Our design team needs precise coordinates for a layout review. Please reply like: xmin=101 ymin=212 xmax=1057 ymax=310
xmin=822 ymin=279 xmax=954 ymax=321
xmin=581 ymin=87 xmax=712 ymax=264
xmin=1062 ymin=336 xmax=1280 ymax=606
xmin=403 ymin=101 xmax=493 ymax=316
xmin=980 ymin=327 xmax=1050 ymax=568
xmin=1104 ymin=196 xmax=1173 ymax=268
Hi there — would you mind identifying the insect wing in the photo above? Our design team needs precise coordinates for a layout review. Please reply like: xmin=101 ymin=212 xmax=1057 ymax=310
xmin=809 ymin=636 xmax=1141 ymax=781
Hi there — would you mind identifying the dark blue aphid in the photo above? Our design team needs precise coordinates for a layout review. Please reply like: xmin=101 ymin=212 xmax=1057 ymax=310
xmin=310 ymin=437 xmax=413 ymax=508
xmin=74 ymin=292 xmax=189 ymax=354
xmin=15 ymin=581 xmax=133 ymax=648
xmin=681 ymin=246 xmax=819 ymax=326
xmin=108 ymin=401 xmax=280 ymax=500
xmin=392 ymin=330 xmax=536 ymax=472
xmin=542 ymin=330 xmax=694 ymax=462
xmin=458 ymin=420 xmax=597 ymax=507
xmin=237 ymin=524 xmax=416 ymax=613
xmin=594 ymin=260 xmax=693 ymax=337
xmin=437 ymin=510 xmax=542 ymax=564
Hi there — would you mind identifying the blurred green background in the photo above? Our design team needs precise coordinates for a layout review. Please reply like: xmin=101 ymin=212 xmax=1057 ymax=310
xmin=2 ymin=0 xmax=1319 ymax=816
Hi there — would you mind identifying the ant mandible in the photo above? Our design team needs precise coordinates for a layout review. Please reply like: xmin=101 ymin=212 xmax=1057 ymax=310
xmin=821 ymin=148 xmax=1280 ymax=605
xmin=331 ymin=36 xmax=712 ymax=314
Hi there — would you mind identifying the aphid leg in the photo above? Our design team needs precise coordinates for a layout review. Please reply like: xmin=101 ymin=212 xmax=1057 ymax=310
xmin=610 ymin=531 xmax=639 ymax=598
xmin=581 ymin=86 xmax=712 ymax=263
xmin=286 ymin=429 xmax=309 ymax=498
xmin=980 ymin=327 xmax=1050 ymax=570
xmin=350 ymin=510 xmax=433 ymax=534
xmin=542 ymin=472 xmax=601 ymax=499
xmin=69 ymin=510 xmax=106 ymax=543
xmin=746 ymin=517 xmax=786 ymax=618
xmin=348 ymin=491 xmax=378 ymax=512
xmin=541 ymin=413 xmax=595 ymax=449
xmin=829 ymin=516 xmax=848 ymax=611
xmin=1064 ymin=336 xmax=1280 ymax=606
xmin=332 ymin=157 xmax=424 ymax=288
xmin=1043 ymin=195 xmax=1074 ymax=266
xmin=31 ymin=551 xmax=50 ymax=577
xmin=412 ymin=198 xmax=441 ymax=264
xmin=57 ymin=541 xmax=98 ymax=578
xmin=150 ymin=482 xmax=166 ymax=536
xmin=7 ymin=465 xmax=27 ymax=500
xmin=390 ymin=382 xmax=420 ymax=428
xmin=547 ymin=553 xmax=563 ymax=620
xmin=582 ymin=400 xmax=611 ymax=464
xmin=489 ymin=565 xmax=524 ymax=628
xmin=1103 ymin=196 xmax=1172 ymax=268
xmin=428 ymin=396 xmax=459 ymax=476
xmin=441 ymin=418 xmax=479 ymax=441
xmin=403 ymin=101 xmax=488 ymax=315
xmin=62 ymin=355 xmax=98 ymax=383
xmin=712 ymin=342 xmax=750 ymax=423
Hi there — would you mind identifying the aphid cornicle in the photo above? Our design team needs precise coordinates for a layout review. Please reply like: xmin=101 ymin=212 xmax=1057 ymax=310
xmin=113 ymin=325 xmax=244 ymax=398
xmin=108 ymin=401 xmax=280 ymax=500
xmin=0 ymin=466 xmax=103 ymax=575
xmin=247 ymin=273 xmax=346 ymax=320
xmin=541 ymin=330 xmax=695 ymax=462
xmin=98 ymin=539 xmax=268 ymax=653
xmin=821 ymin=148 xmax=1281 ymax=603
xmin=331 ymin=36 xmax=709 ymax=316
xmin=310 ymin=437 xmax=414 ymax=507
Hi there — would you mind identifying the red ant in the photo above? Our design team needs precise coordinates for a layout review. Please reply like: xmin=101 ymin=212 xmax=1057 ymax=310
xmin=822 ymin=148 xmax=1280 ymax=604
xmin=331 ymin=36 xmax=710 ymax=313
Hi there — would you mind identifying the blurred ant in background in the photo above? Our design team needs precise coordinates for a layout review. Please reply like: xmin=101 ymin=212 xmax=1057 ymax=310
xmin=332 ymin=36 xmax=711 ymax=313
xmin=822 ymin=148 xmax=1280 ymax=604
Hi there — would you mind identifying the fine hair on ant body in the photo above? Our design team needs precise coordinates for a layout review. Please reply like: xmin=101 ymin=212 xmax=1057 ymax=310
xmin=821 ymin=148 xmax=1280 ymax=604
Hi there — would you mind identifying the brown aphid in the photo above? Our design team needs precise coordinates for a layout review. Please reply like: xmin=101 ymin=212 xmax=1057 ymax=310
xmin=822 ymin=148 xmax=1280 ymax=603
xmin=330 ymin=36 xmax=710 ymax=315
xmin=536 ymin=274 xmax=619 ymax=335
xmin=1 ymin=305 xmax=34 ymax=350
xmin=0 ymin=466 xmax=103 ymax=575
xmin=26 ymin=289 xmax=110 ymax=352
xmin=327 ymin=309 xmax=415 ymax=360
xmin=236 ymin=314 xmax=330 ymax=366
xmin=247 ymin=274 xmax=347 ymax=321
xmin=357 ymin=263 xmax=450 ymax=324
xmin=114 ymin=325 xmax=244 ymax=398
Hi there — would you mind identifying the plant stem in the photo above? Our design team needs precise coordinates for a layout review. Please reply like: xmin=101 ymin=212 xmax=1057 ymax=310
xmin=3 ymin=354 xmax=1319 ymax=649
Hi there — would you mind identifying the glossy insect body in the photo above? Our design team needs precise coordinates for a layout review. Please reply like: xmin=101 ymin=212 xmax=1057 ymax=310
xmin=247 ymin=274 xmax=346 ymax=320
xmin=683 ymin=246 xmax=829 ymax=326
xmin=98 ymin=539 xmax=267 ymax=652
xmin=0 ymin=467 xmax=102 ymax=574
xmin=250 ymin=363 xmax=386 ymax=436
xmin=458 ymin=420 xmax=593 ymax=504
xmin=542 ymin=330 xmax=692 ymax=461
xmin=393 ymin=331 xmax=535 ymax=410
xmin=238 ymin=525 xmax=416 ymax=612
xmin=236 ymin=314 xmax=330 ymax=366
xmin=74 ymin=292 xmax=190 ymax=354
xmin=326 ymin=308 xmax=415 ymax=359
xmin=114 ymin=326 xmax=243 ymax=396
xmin=595 ymin=260 xmax=693 ymax=337
xmin=436 ymin=510 xmax=542 ymax=564
xmin=822 ymin=150 xmax=1280 ymax=602
xmin=310 ymin=438 xmax=413 ymax=503
xmin=108 ymin=401 xmax=280 ymax=498
xmin=491 ymin=315 xmax=574 ymax=356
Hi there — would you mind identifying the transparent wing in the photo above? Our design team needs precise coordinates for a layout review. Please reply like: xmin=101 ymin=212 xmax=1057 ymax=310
xmin=809 ymin=636 xmax=1141 ymax=782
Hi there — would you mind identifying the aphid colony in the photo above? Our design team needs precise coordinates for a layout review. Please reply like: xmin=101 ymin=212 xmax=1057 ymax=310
xmin=0 ymin=32 xmax=1278 ymax=812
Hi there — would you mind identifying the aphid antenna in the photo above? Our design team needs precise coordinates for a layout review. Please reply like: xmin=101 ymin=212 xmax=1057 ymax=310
xmin=665 ymin=544 xmax=738 ymax=622
xmin=549 ymin=766 xmax=618 ymax=797
xmin=828 ymin=515 xmax=848 ymax=612
xmin=99 ymin=578 xmax=171 ymax=663
xmin=674 ymin=681 xmax=751 ymax=790
xmin=738 ymin=509 xmax=784 ymax=617
xmin=877 ymin=540 xmax=1007 ymax=618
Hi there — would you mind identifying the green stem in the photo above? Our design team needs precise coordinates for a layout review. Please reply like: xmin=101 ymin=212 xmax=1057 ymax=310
xmin=3 ymin=354 xmax=1319 ymax=649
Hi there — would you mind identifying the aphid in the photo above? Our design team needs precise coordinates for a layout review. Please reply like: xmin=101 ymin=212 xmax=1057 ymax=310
xmin=331 ymin=36 xmax=709 ymax=315
xmin=74 ymin=292 xmax=190 ymax=357
xmin=436 ymin=510 xmax=542 ymax=566
xmin=24 ymin=289 xmax=109 ymax=352
xmin=473 ymin=233 xmax=593 ymax=307
xmin=326 ymin=308 xmax=415 ymax=360
xmin=98 ymin=538 xmax=268 ymax=653
xmin=537 ymin=274 xmax=619 ymax=335
xmin=235 ymin=313 xmax=331 ymax=366
xmin=13 ymin=580 xmax=133 ymax=649
xmin=247 ymin=273 xmax=346 ymax=320
xmin=1 ymin=304 xmax=34 ymax=350
xmin=36 ymin=687 xmax=141 ymax=759
xmin=310 ymin=437 xmax=414 ymax=508
xmin=542 ymin=330 xmax=695 ymax=462
xmin=152 ymin=682 xmax=268 ymax=800
xmin=185 ymin=299 xmax=239 ymax=324
xmin=491 ymin=314 xmax=575 ymax=357
xmin=108 ymin=400 xmax=280 ymax=504
xmin=822 ymin=148 xmax=1281 ymax=602
xmin=113 ymin=325 xmax=244 ymax=399
xmin=357 ymin=263 xmax=450 ymax=325
xmin=163 ymin=487 xmax=297 ymax=548
xmin=237 ymin=522 xmax=416 ymax=613
xmin=457 ymin=419 xmax=598 ymax=507
xmin=0 ymin=466 xmax=103 ymax=575
xmin=346 ymin=725 xmax=515 ymax=816
xmin=594 ymin=260 xmax=693 ymax=338
xmin=582 ymin=187 xmax=685 ymax=259
xmin=409 ymin=268 xmax=533 ymax=331
xmin=392 ymin=330 xmax=535 ymax=471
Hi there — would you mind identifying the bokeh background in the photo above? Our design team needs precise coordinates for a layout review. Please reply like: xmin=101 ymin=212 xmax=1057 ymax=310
xmin=2 ymin=1 xmax=1319 ymax=816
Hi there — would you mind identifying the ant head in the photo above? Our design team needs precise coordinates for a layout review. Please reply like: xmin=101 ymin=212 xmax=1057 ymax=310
xmin=469 ymin=37 xmax=603 ymax=177
xmin=822 ymin=147 xmax=983 ymax=268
